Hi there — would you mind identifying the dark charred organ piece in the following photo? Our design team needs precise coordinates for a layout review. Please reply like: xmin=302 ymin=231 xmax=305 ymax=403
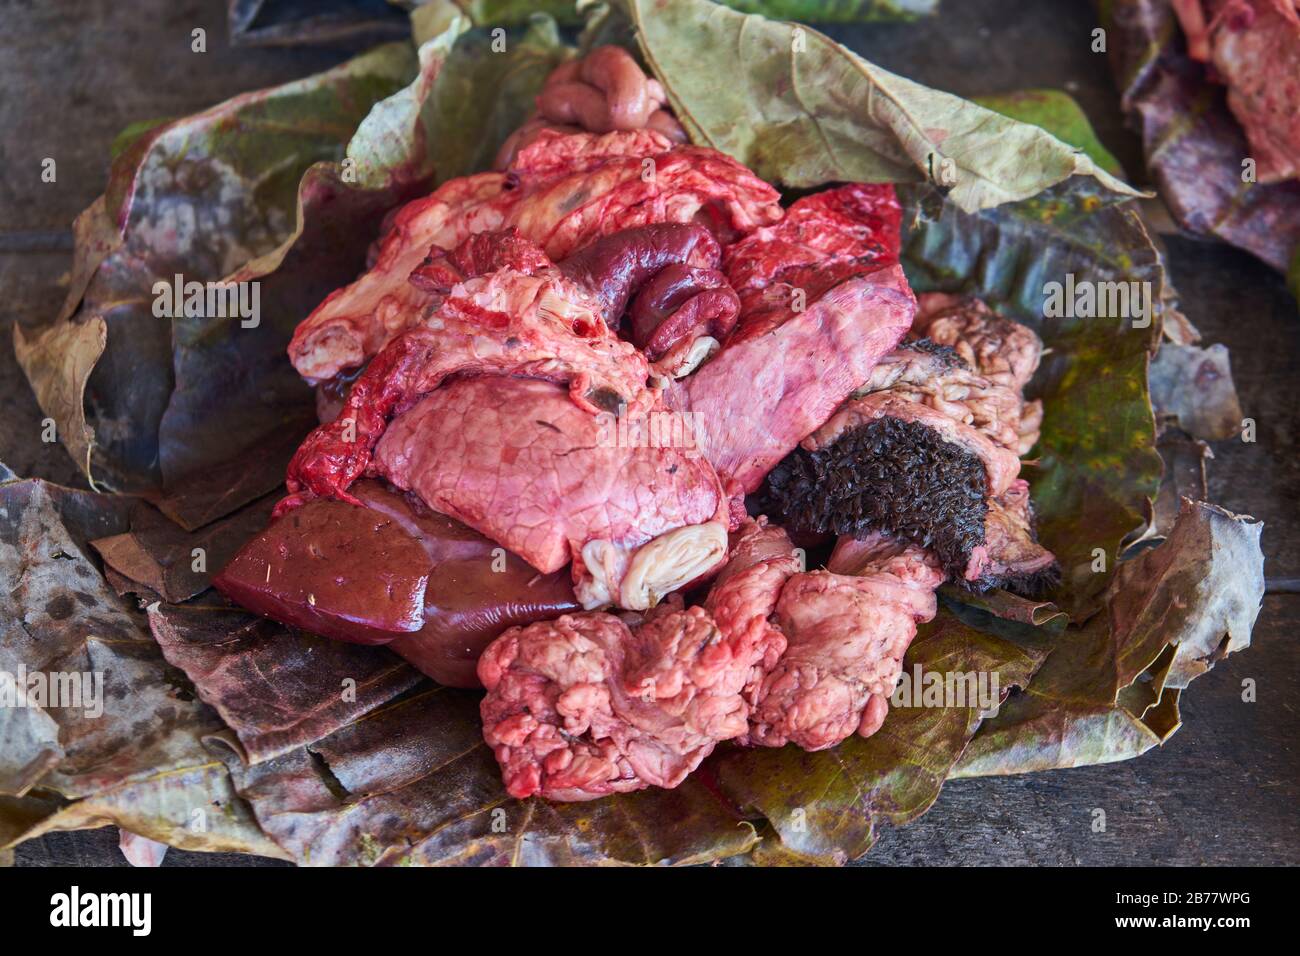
xmin=766 ymin=417 xmax=989 ymax=581
xmin=902 ymin=337 xmax=963 ymax=367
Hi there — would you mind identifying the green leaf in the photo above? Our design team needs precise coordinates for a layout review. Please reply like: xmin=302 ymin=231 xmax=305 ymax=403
xmin=629 ymin=0 xmax=1141 ymax=211
xmin=424 ymin=16 xmax=570 ymax=185
xmin=955 ymin=500 xmax=1263 ymax=777
xmin=428 ymin=0 xmax=941 ymax=28
xmin=712 ymin=611 xmax=1048 ymax=863
xmin=444 ymin=0 xmax=583 ymax=25
xmin=972 ymin=89 xmax=1125 ymax=178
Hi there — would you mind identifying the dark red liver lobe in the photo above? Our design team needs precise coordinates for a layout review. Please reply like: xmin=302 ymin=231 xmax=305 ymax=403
xmin=215 ymin=480 xmax=578 ymax=687
xmin=213 ymin=496 xmax=430 ymax=646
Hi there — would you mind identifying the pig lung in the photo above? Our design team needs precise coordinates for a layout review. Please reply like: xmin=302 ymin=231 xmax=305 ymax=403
xmin=372 ymin=376 xmax=727 ymax=607
xmin=667 ymin=185 xmax=915 ymax=494
xmin=282 ymin=264 xmax=652 ymax=508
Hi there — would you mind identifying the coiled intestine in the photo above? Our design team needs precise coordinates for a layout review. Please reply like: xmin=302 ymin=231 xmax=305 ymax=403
xmin=495 ymin=45 xmax=687 ymax=169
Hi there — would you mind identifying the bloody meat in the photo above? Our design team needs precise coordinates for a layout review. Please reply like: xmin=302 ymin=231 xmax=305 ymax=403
xmin=1171 ymin=0 xmax=1300 ymax=183
xmin=217 ymin=117 xmax=1057 ymax=802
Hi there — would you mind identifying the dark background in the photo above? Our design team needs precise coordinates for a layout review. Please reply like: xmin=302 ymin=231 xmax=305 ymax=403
xmin=1 ymin=0 xmax=1295 ymax=866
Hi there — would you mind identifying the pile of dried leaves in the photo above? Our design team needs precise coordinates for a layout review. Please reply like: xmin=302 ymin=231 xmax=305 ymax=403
xmin=3 ymin=0 xmax=1263 ymax=865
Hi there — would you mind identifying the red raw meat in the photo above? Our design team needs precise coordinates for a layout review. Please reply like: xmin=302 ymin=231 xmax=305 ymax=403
xmin=967 ymin=479 xmax=1058 ymax=588
xmin=724 ymin=182 xmax=904 ymax=305
xmin=409 ymin=226 xmax=552 ymax=293
xmin=477 ymin=521 xmax=803 ymax=801
xmin=1172 ymin=0 xmax=1300 ymax=183
xmin=213 ymin=479 xmax=578 ymax=687
xmin=281 ymin=263 xmax=651 ymax=508
xmin=213 ymin=496 xmax=430 ymax=646
xmin=912 ymin=292 xmax=1044 ymax=390
xmin=356 ymin=482 xmax=579 ymax=688
xmin=372 ymin=376 xmax=728 ymax=610
xmin=628 ymin=264 xmax=739 ymax=364
xmin=283 ymin=223 xmax=759 ymax=510
xmin=288 ymin=129 xmax=781 ymax=383
xmin=746 ymin=533 xmax=944 ymax=750
xmin=667 ymin=185 xmax=916 ymax=494
xmin=702 ymin=518 xmax=801 ymax=708
xmin=478 ymin=605 xmax=736 ymax=800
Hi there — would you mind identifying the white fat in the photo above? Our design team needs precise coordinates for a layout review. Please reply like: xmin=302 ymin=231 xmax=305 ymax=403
xmin=577 ymin=539 xmax=624 ymax=610
xmin=619 ymin=521 xmax=727 ymax=611
xmin=536 ymin=287 xmax=582 ymax=322
xmin=655 ymin=335 xmax=719 ymax=380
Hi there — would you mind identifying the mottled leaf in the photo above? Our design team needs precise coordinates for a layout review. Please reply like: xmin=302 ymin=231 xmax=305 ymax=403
xmin=148 ymin=601 xmax=423 ymax=765
xmin=973 ymin=89 xmax=1125 ymax=178
xmin=8 ymin=758 xmax=290 ymax=860
xmin=1147 ymin=434 xmax=1210 ymax=547
xmin=1148 ymin=343 xmax=1243 ymax=441
xmin=631 ymin=0 xmax=1140 ymax=211
xmin=16 ymin=42 xmax=425 ymax=496
xmin=91 ymin=495 xmax=278 ymax=604
xmin=0 ymin=479 xmax=225 ymax=800
xmin=231 ymin=0 xmax=941 ymax=48
xmin=955 ymin=500 xmax=1262 ymax=777
xmin=712 ymin=611 xmax=1048 ymax=863
xmin=225 ymin=685 xmax=758 ymax=865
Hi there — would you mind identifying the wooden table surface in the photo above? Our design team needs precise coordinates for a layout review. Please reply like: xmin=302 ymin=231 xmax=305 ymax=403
xmin=3 ymin=0 xmax=1296 ymax=867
